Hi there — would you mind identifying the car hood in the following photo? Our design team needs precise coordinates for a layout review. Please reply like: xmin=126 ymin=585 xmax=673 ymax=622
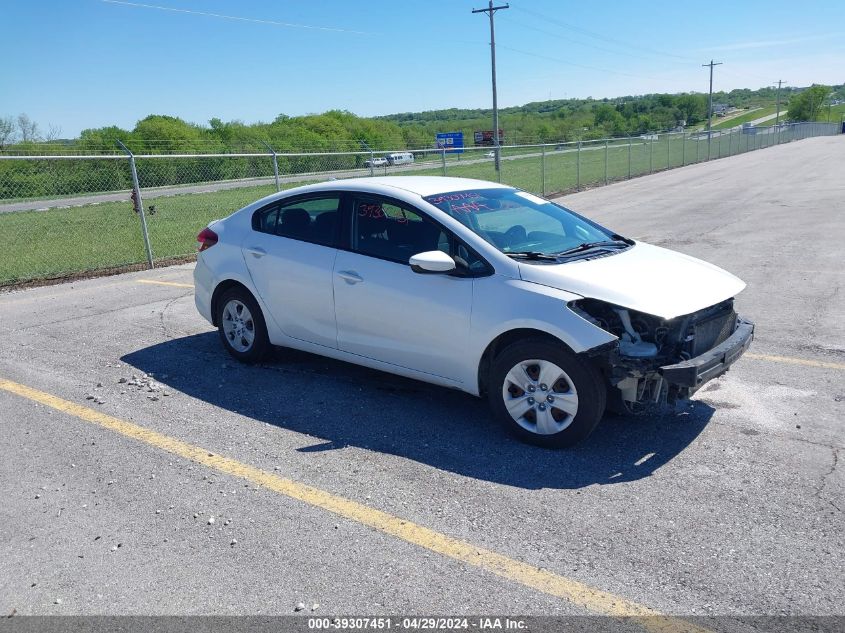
xmin=518 ymin=241 xmax=746 ymax=319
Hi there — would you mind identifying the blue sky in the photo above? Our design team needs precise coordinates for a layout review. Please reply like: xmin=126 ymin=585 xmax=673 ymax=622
xmin=2 ymin=0 xmax=843 ymax=137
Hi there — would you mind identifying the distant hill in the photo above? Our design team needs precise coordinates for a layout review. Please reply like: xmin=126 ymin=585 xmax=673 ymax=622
xmin=3 ymin=84 xmax=842 ymax=154
xmin=376 ymin=85 xmax=843 ymax=145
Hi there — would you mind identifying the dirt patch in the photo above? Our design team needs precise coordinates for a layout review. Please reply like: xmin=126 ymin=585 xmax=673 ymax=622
xmin=795 ymin=343 xmax=845 ymax=360
xmin=706 ymin=401 xmax=742 ymax=410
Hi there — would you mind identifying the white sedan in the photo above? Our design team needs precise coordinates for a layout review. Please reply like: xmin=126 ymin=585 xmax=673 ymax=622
xmin=194 ymin=177 xmax=753 ymax=447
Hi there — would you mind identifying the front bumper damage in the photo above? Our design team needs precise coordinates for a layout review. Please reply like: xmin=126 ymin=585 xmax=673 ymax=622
xmin=584 ymin=313 xmax=754 ymax=409
xmin=659 ymin=318 xmax=754 ymax=391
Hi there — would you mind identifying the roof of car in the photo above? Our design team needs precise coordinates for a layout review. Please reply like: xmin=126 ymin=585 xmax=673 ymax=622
xmin=289 ymin=176 xmax=512 ymax=198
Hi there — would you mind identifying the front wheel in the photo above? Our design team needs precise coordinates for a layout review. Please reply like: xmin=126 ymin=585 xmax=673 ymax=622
xmin=216 ymin=288 xmax=270 ymax=363
xmin=488 ymin=340 xmax=606 ymax=448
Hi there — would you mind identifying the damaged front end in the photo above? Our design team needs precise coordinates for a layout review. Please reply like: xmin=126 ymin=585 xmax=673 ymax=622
xmin=571 ymin=298 xmax=754 ymax=413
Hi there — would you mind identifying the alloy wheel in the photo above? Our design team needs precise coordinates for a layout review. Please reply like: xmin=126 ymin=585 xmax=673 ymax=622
xmin=501 ymin=359 xmax=579 ymax=435
xmin=221 ymin=299 xmax=255 ymax=353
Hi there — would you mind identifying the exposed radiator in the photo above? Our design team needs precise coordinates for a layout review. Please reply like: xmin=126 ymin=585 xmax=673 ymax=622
xmin=691 ymin=308 xmax=737 ymax=356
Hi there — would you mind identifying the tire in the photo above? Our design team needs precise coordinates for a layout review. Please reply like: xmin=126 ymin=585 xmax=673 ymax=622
xmin=487 ymin=339 xmax=606 ymax=448
xmin=605 ymin=385 xmax=637 ymax=416
xmin=216 ymin=287 xmax=271 ymax=363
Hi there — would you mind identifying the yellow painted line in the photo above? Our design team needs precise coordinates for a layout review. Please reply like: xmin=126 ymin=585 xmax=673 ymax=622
xmin=136 ymin=279 xmax=194 ymax=289
xmin=0 ymin=376 xmax=707 ymax=633
xmin=745 ymin=353 xmax=845 ymax=371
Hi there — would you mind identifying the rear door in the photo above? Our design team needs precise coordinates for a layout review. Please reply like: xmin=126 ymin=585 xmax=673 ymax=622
xmin=242 ymin=194 xmax=342 ymax=349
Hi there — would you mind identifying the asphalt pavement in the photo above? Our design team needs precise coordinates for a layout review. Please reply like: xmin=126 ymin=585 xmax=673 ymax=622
xmin=0 ymin=136 xmax=842 ymax=625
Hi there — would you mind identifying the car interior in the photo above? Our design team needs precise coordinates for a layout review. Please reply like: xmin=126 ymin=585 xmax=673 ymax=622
xmin=356 ymin=202 xmax=443 ymax=263
xmin=253 ymin=200 xmax=339 ymax=247
xmin=253 ymin=197 xmax=485 ymax=271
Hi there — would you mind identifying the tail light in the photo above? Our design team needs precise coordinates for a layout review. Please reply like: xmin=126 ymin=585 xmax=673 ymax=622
xmin=197 ymin=227 xmax=218 ymax=252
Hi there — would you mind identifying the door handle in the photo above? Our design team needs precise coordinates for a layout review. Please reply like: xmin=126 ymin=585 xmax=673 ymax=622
xmin=337 ymin=270 xmax=363 ymax=284
xmin=246 ymin=246 xmax=266 ymax=258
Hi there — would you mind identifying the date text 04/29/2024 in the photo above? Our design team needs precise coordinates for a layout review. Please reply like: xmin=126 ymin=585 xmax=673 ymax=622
xmin=307 ymin=617 xmax=527 ymax=630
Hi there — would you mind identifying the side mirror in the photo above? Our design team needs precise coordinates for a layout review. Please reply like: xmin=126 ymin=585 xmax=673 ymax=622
xmin=409 ymin=250 xmax=456 ymax=274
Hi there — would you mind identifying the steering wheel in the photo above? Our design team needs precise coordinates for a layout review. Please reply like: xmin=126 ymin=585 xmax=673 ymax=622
xmin=504 ymin=225 xmax=527 ymax=246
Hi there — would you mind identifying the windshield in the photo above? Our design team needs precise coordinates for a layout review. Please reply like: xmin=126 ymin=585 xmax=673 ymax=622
xmin=423 ymin=188 xmax=620 ymax=257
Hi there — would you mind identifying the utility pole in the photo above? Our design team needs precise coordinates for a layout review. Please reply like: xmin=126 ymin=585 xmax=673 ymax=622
xmin=775 ymin=80 xmax=785 ymax=125
xmin=473 ymin=0 xmax=509 ymax=174
xmin=703 ymin=59 xmax=722 ymax=160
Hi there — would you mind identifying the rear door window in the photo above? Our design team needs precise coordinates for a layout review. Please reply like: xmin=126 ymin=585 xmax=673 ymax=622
xmin=252 ymin=196 xmax=341 ymax=247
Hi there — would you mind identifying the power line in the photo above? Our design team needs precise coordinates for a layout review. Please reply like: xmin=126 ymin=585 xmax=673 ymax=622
xmin=719 ymin=67 xmax=778 ymax=86
xmin=511 ymin=5 xmax=697 ymax=62
xmin=100 ymin=0 xmax=374 ymax=35
xmin=497 ymin=45 xmax=666 ymax=82
xmin=473 ymin=1 xmax=509 ymax=175
xmin=100 ymin=0 xmax=496 ymax=51
xmin=503 ymin=16 xmax=697 ymax=67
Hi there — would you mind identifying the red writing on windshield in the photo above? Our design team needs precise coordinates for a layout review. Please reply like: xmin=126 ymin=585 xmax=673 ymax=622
xmin=451 ymin=201 xmax=491 ymax=213
xmin=427 ymin=192 xmax=481 ymax=205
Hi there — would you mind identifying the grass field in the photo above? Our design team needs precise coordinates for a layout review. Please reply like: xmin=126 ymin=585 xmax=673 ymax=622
xmin=755 ymin=105 xmax=845 ymax=126
xmin=0 ymin=185 xmax=277 ymax=285
xmin=690 ymin=106 xmax=764 ymax=131
xmin=816 ymin=103 xmax=845 ymax=123
xmin=755 ymin=114 xmax=788 ymax=126
xmin=709 ymin=106 xmax=778 ymax=131
xmin=0 ymin=124 xmax=833 ymax=286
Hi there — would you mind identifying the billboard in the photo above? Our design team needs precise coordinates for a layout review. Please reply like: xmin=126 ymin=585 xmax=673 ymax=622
xmin=435 ymin=132 xmax=464 ymax=153
xmin=473 ymin=129 xmax=504 ymax=146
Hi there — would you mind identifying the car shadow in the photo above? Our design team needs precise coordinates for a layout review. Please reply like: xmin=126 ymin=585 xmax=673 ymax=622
xmin=121 ymin=332 xmax=714 ymax=490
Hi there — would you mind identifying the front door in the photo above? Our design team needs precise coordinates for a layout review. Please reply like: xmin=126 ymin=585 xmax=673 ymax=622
xmin=332 ymin=195 xmax=475 ymax=382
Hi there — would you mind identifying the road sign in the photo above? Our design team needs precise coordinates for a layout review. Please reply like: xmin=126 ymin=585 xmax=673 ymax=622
xmin=436 ymin=132 xmax=464 ymax=153
xmin=473 ymin=129 xmax=504 ymax=146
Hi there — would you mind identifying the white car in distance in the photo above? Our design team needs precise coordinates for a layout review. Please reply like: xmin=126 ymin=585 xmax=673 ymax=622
xmin=364 ymin=157 xmax=388 ymax=168
xmin=194 ymin=177 xmax=753 ymax=447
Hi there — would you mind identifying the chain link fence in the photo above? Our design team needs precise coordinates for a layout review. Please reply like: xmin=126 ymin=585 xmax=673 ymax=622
xmin=1 ymin=121 xmax=840 ymax=287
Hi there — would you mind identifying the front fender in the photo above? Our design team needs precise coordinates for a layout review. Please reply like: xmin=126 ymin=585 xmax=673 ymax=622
xmin=464 ymin=277 xmax=618 ymax=394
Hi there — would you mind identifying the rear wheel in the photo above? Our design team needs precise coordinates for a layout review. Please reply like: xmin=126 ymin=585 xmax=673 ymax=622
xmin=216 ymin=288 xmax=270 ymax=363
xmin=488 ymin=340 xmax=605 ymax=448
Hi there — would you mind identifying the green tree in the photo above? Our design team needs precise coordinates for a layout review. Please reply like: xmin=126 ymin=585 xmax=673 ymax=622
xmin=674 ymin=94 xmax=707 ymax=125
xmin=787 ymin=85 xmax=830 ymax=121
xmin=132 ymin=115 xmax=203 ymax=152
xmin=593 ymin=104 xmax=626 ymax=135
xmin=78 ymin=125 xmax=132 ymax=152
